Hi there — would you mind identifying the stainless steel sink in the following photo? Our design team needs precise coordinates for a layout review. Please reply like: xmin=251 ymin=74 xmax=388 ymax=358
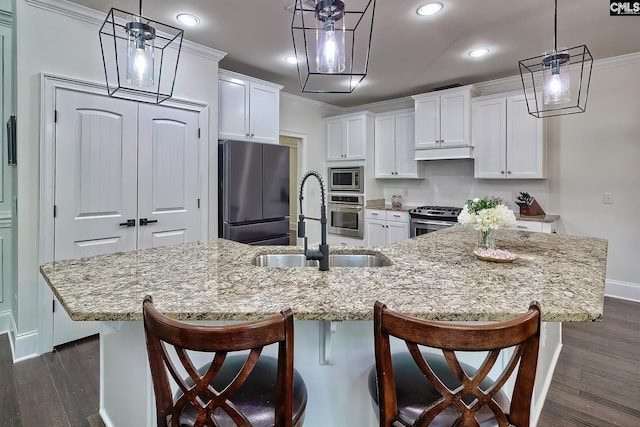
xmin=252 ymin=253 xmax=391 ymax=268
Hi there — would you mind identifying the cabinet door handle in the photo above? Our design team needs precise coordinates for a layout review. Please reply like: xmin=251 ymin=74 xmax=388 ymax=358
xmin=517 ymin=225 xmax=528 ymax=229
xmin=119 ymin=219 xmax=135 ymax=227
xmin=507 ymin=170 xmax=512 ymax=174
xmin=500 ymin=171 xmax=505 ymax=174
xmin=372 ymin=212 xmax=379 ymax=216
xmin=251 ymin=133 xmax=255 ymax=137
xmin=393 ymin=214 xmax=400 ymax=218
xmin=246 ymin=133 xmax=250 ymax=138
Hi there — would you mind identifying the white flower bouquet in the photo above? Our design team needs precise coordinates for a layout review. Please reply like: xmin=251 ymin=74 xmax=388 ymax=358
xmin=457 ymin=197 xmax=516 ymax=231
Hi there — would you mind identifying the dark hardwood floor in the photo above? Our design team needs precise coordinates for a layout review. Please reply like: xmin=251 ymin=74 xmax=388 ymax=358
xmin=538 ymin=297 xmax=640 ymax=426
xmin=0 ymin=297 xmax=638 ymax=426
xmin=0 ymin=334 xmax=102 ymax=427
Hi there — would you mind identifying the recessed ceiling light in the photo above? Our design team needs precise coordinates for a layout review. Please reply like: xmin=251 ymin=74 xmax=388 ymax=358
xmin=176 ymin=14 xmax=200 ymax=27
xmin=416 ymin=2 xmax=443 ymax=16
xmin=468 ymin=48 xmax=490 ymax=58
xmin=284 ymin=56 xmax=299 ymax=64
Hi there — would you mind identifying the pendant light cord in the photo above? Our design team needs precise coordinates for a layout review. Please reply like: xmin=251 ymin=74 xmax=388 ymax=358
xmin=553 ymin=0 xmax=558 ymax=52
xmin=139 ymin=0 xmax=143 ymax=17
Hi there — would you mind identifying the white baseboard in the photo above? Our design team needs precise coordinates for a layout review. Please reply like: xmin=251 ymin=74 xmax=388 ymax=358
xmin=0 ymin=310 xmax=12 ymax=334
xmin=13 ymin=330 xmax=40 ymax=362
xmin=605 ymin=279 xmax=640 ymax=303
xmin=99 ymin=408 xmax=115 ymax=427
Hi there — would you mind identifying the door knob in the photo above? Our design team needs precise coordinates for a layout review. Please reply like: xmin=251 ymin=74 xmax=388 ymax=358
xmin=119 ymin=219 xmax=135 ymax=227
xmin=139 ymin=218 xmax=158 ymax=226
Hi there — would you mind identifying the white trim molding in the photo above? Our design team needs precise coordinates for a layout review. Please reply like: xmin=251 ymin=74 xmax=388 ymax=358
xmin=5 ymin=309 xmax=38 ymax=362
xmin=25 ymin=0 xmax=226 ymax=62
xmin=13 ymin=330 xmax=40 ymax=362
xmin=605 ymin=279 xmax=640 ymax=303
xmin=0 ymin=309 xmax=13 ymax=334
xmin=280 ymin=91 xmax=342 ymax=111
xmin=475 ymin=51 xmax=640 ymax=96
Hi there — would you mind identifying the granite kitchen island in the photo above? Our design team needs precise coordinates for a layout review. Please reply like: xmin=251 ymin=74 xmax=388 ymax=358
xmin=40 ymin=226 xmax=607 ymax=427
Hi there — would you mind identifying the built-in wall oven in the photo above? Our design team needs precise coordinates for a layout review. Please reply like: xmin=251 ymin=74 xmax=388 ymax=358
xmin=328 ymin=166 xmax=364 ymax=193
xmin=327 ymin=194 xmax=364 ymax=238
xmin=409 ymin=206 xmax=462 ymax=238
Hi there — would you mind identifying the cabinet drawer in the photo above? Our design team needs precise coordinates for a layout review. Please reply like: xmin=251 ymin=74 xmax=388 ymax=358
xmin=386 ymin=211 xmax=409 ymax=223
xmin=514 ymin=221 xmax=543 ymax=232
xmin=365 ymin=209 xmax=410 ymax=223
xmin=366 ymin=209 xmax=387 ymax=220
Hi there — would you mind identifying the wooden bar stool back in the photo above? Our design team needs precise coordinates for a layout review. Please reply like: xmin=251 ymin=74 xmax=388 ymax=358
xmin=370 ymin=301 xmax=541 ymax=427
xmin=143 ymin=295 xmax=307 ymax=427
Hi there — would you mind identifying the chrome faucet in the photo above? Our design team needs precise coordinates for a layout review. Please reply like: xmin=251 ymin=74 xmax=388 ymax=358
xmin=298 ymin=170 xmax=329 ymax=271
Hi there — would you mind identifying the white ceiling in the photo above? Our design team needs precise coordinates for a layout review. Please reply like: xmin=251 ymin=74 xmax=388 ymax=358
xmin=73 ymin=0 xmax=639 ymax=108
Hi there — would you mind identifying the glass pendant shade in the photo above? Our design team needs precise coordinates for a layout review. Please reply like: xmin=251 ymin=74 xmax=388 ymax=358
xmin=518 ymin=0 xmax=592 ymax=118
xmin=542 ymin=49 xmax=570 ymax=105
xmin=291 ymin=0 xmax=376 ymax=93
xmin=99 ymin=7 xmax=184 ymax=104
xmin=316 ymin=19 xmax=346 ymax=73
xmin=126 ymin=20 xmax=155 ymax=87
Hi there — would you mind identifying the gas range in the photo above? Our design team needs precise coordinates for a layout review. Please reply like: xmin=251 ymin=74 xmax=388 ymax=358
xmin=408 ymin=205 xmax=463 ymax=237
xmin=408 ymin=205 xmax=462 ymax=222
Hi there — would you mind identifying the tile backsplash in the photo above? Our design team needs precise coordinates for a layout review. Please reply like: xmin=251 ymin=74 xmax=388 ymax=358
xmin=376 ymin=159 xmax=549 ymax=212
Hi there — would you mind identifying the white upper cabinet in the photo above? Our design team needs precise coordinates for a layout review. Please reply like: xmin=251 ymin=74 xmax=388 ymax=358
xmin=374 ymin=109 xmax=423 ymax=179
xmin=473 ymin=92 xmax=545 ymax=179
xmin=325 ymin=112 xmax=373 ymax=161
xmin=412 ymin=85 xmax=478 ymax=160
xmin=219 ymin=70 xmax=282 ymax=144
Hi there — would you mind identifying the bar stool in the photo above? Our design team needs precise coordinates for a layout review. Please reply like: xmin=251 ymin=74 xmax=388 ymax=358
xmin=143 ymin=295 xmax=307 ymax=427
xmin=368 ymin=301 xmax=541 ymax=427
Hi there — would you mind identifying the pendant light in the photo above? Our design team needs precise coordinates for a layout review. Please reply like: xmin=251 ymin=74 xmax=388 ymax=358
xmin=99 ymin=0 xmax=184 ymax=104
xmin=291 ymin=0 xmax=376 ymax=93
xmin=518 ymin=0 xmax=593 ymax=118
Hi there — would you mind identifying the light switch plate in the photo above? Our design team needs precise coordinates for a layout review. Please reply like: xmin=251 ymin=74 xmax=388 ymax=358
xmin=603 ymin=193 xmax=613 ymax=204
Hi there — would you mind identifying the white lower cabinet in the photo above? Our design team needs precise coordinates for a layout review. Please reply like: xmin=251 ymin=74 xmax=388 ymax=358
xmin=327 ymin=234 xmax=366 ymax=247
xmin=366 ymin=209 xmax=410 ymax=247
xmin=514 ymin=220 xmax=557 ymax=234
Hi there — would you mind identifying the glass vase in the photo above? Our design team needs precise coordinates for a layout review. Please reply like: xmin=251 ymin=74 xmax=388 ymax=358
xmin=477 ymin=229 xmax=496 ymax=250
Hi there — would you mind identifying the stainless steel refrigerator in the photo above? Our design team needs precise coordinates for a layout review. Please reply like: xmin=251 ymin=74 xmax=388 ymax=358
xmin=218 ymin=140 xmax=290 ymax=245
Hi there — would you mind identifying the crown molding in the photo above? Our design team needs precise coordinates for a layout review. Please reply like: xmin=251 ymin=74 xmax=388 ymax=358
xmin=343 ymin=95 xmax=414 ymax=114
xmin=475 ymin=51 xmax=640 ymax=95
xmin=25 ymin=0 xmax=226 ymax=62
xmin=593 ymin=51 xmax=640 ymax=69
xmin=280 ymin=91 xmax=345 ymax=111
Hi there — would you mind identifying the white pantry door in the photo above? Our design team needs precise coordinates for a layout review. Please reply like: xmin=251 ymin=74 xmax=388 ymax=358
xmin=137 ymin=104 xmax=201 ymax=248
xmin=53 ymin=89 xmax=138 ymax=345
xmin=52 ymin=92 xmax=203 ymax=346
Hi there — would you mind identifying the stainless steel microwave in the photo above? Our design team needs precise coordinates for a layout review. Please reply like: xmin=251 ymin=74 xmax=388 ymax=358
xmin=328 ymin=166 xmax=364 ymax=193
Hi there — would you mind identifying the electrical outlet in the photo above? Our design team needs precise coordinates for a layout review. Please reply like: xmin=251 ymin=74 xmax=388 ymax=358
xmin=603 ymin=192 xmax=613 ymax=204
xmin=403 ymin=188 xmax=409 ymax=196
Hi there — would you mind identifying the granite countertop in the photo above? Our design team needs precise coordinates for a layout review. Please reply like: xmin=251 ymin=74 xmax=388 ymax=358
xmin=516 ymin=214 xmax=560 ymax=223
xmin=365 ymin=199 xmax=417 ymax=211
xmin=40 ymin=226 xmax=606 ymax=323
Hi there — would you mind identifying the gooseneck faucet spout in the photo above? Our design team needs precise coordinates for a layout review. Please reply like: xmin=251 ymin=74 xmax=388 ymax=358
xmin=298 ymin=170 xmax=329 ymax=271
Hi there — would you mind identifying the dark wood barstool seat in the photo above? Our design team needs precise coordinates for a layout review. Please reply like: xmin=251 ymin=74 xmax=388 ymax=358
xmin=177 ymin=355 xmax=307 ymax=427
xmin=369 ymin=301 xmax=541 ymax=427
xmin=368 ymin=352 xmax=510 ymax=427
xmin=143 ymin=295 xmax=307 ymax=427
